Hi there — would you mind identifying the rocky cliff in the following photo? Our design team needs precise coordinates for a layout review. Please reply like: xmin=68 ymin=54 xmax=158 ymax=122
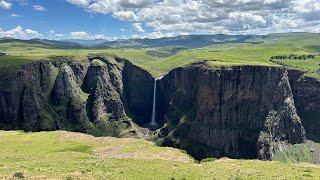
xmin=122 ymin=60 xmax=154 ymax=125
xmin=0 ymin=57 xmax=315 ymax=161
xmin=156 ymin=62 xmax=306 ymax=160
xmin=288 ymin=70 xmax=320 ymax=142
xmin=0 ymin=56 xmax=154 ymax=137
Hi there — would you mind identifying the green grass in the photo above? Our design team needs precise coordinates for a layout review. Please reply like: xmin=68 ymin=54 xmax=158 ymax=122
xmin=275 ymin=143 xmax=314 ymax=164
xmin=0 ymin=131 xmax=320 ymax=179
xmin=274 ymin=141 xmax=320 ymax=164
xmin=0 ymin=33 xmax=320 ymax=78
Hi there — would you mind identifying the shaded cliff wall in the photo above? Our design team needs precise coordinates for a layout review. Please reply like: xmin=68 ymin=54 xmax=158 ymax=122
xmin=0 ymin=57 xmax=154 ymax=136
xmin=288 ymin=70 xmax=320 ymax=142
xmin=122 ymin=60 xmax=154 ymax=125
xmin=157 ymin=63 xmax=305 ymax=160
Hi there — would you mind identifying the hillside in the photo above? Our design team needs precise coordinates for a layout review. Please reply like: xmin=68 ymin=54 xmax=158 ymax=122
xmin=0 ymin=38 xmax=85 ymax=49
xmin=0 ymin=131 xmax=319 ymax=179
xmin=95 ymin=34 xmax=261 ymax=48
xmin=0 ymin=33 xmax=319 ymax=77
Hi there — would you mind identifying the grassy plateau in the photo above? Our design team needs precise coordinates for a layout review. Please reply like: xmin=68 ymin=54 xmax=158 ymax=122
xmin=0 ymin=131 xmax=320 ymax=179
xmin=0 ymin=33 xmax=320 ymax=77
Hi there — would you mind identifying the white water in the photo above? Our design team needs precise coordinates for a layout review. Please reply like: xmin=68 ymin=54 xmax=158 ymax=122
xmin=150 ymin=76 xmax=163 ymax=126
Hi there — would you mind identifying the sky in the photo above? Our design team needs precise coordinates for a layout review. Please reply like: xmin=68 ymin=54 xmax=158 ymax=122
xmin=0 ymin=0 xmax=319 ymax=40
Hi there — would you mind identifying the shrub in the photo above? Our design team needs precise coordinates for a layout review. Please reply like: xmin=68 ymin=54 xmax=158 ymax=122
xmin=12 ymin=172 xmax=24 ymax=179
xmin=200 ymin=157 xmax=217 ymax=163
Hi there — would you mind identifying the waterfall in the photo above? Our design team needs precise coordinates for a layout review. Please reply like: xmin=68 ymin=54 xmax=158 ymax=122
xmin=150 ymin=76 xmax=163 ymax=126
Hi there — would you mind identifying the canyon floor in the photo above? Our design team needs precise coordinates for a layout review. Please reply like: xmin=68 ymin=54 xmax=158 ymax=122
xmin=1 ymin=130 xmax=320 ymax=179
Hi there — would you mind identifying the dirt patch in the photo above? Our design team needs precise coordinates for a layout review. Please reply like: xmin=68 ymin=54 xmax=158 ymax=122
xmin=293 ymin=163 xmax=320 ymax=169
xmin=57 ymin=131 xmax=146 ymax=143
xmin=94 ymin=145 xmax=192 ymax=163
xmin=55 ymin=131 xmax=192 ymax=163
xmin=56 ymin=131 xmax=97 ymax=142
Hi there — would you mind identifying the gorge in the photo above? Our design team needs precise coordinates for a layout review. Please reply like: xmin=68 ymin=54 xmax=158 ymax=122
xmin=0 ymin=56 xmax=319 ymax=161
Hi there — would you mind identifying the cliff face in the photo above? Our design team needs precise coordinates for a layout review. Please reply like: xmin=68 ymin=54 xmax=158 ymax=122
xmin=288 ymin=70 xmax=320 ymax=142
xmin=122 ymin=60 xmax=154 ymax=125
xmin=0 ymin=57 xmax=154 ymax=136
xmin=0 ymin=57 xmax=314 ymax=161
xmin=0 ymin=58 xmax=85 ymax=131
xmin=157 ymin=62 xmax=305 ymax=160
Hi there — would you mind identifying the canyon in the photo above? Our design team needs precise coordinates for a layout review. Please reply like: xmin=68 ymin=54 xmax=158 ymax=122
xmin=0 ymin=56 xmax=319 ymax=161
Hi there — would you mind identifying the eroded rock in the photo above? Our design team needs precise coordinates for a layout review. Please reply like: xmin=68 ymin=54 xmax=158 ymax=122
xmin=157 ymin=63 xmax=305 ymax=160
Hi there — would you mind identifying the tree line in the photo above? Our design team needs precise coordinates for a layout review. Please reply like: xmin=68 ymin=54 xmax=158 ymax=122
xmin=270 ymin=54 xmax=316 ymax=60
xmin=146 ymin=50 xmax=173 ymax=58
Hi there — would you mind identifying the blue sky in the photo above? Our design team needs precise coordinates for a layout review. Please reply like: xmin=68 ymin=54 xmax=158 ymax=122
xmin=0 ymin=0 xmax=319 ymax=40
xmin=0 ymin=0 xmax=139 ymax=40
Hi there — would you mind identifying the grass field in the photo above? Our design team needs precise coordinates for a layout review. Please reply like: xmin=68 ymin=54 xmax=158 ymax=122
xmin=0 ymin=131 xmax=320 ymax=179
xmin=0 ymin=33 xmax=320 ymax=77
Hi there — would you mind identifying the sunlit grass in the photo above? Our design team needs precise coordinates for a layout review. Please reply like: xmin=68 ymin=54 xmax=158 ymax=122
xmin=0 ymin=131 xmax=319 ymax=179
xmin=0 ymin=33 xmax=320 ymax=77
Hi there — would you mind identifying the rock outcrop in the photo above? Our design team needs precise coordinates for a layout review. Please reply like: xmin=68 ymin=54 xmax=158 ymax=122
xmin=0 ymin=56 xmax=154 ymax=137
xmin=156 ymin=62 xmax=305 ymax=160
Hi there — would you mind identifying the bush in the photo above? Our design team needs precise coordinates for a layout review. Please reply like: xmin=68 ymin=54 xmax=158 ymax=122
xmin=12 ymin=172 xmax=24 ymax=179
xmin=200 ymin=157 xmax=217 ymax=163
xmin=270 ymin=54 xmax=316 ymax=60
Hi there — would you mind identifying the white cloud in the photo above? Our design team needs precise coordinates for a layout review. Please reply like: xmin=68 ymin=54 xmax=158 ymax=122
xmin=87 ymin=1 xmax=119 ymax=14
xmin=227 ymin=12 xmax=267 ymax=30
xmin=94 ymin=34 xmax=108 ymax=39
xmin=0 ymin=0 xmax=12 ymax=9
xmin=63 ymin=0 xmax=320 ymax=35
xmin=11 ymin=13 xmax=22 ymax=17
xmin=48 ymin=30 xmax=66 ymax=39
xmin=292 ymin=0 xmax=320 ymax=21
xmin=55 ymin=33 xmax=65 ymax=37
xmin=120 ymin=0 xmax=154 ymax=8
xmin=0 ymin=26 xmax=42 ymax=39
xmin=33 ymin=5 xmax=46 ymax=11
xmin=113 ymin=11 xmax=137 ymax=20
xmin=69 ymin=31 xmax=110 ymax=40
xmin=67 ymin=0 xmax=91 ymax=7
xmin=70 ymin=31 xmax=88 ymax=39
xmin=132 ymin=31 xmax=175 ymax=39
xmin=133 ymin=23 xmax=145 ymax=32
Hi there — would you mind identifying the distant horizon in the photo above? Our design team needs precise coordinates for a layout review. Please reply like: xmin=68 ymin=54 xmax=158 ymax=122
xmin=1 ymin=31 xmax=319 ymax=42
